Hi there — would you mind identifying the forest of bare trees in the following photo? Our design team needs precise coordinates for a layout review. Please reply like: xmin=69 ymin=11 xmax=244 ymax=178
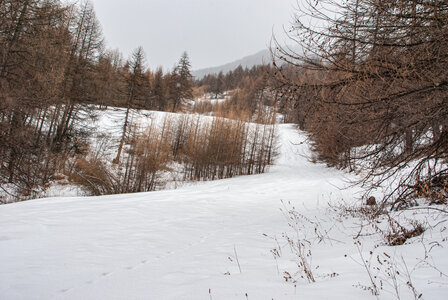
xmin=0 ymin=0 xmax=278 ymax=202
xmin=273 ymin=0 xmax=447 ymax=207
xmin=193 ymin=65 xmax=279 ymax=121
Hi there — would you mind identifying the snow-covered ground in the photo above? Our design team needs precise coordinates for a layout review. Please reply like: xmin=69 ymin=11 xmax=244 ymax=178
xmin=195 ymin=96 xmax=230 ymax=106
xmin=0 ymin=124 xmax=447 ymax=299
xmin=189 ymin=93 xmax=231 ymax=108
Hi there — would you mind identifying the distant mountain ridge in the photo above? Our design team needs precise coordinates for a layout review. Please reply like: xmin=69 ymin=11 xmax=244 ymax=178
xmin=192 ymin=49 xmax=272 ymax=79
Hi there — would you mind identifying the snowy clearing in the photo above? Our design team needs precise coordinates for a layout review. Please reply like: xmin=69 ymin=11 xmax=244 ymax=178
xmin=0 ymin=124 xmax=447 ymax=299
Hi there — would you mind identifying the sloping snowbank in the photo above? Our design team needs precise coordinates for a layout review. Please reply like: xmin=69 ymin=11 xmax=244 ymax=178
xmin=0 ymin=124 xmax=446 ymax=299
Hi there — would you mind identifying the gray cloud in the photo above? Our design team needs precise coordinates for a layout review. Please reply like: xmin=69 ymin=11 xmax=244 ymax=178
xmin=91 ymin=0 xmax=296 ymax=70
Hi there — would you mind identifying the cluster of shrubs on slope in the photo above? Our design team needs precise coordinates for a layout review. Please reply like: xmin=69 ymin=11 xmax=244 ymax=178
xmin=70 ymin=113 xmax=277 ymax=195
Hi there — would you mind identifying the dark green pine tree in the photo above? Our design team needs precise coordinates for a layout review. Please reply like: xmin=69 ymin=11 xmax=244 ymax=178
xmin=176 ymin=51 xmax=193 ymax=100
xmin=212 ymin=71 xmax=224 ymax=98
xmin=169 ymin=51 xmax=193 ymax=112
xmin=151 ymin=67 xmax=167 ymax=110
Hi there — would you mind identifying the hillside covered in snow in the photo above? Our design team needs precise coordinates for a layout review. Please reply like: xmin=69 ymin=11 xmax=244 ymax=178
xmin=1 ymin=124 xmax=447 ymax=300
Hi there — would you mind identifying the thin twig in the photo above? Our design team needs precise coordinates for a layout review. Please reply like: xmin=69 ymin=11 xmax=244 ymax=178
xmin=234 ymin=244 xmax=242 ymax=274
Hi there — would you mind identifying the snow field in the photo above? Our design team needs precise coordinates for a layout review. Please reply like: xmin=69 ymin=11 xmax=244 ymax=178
xmin=0 ymin=124 xmax=447 ymax=299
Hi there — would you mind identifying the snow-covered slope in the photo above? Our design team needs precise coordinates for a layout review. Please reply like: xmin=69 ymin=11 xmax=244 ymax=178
xmin=0 ymin=125 xmax=447 ymax=299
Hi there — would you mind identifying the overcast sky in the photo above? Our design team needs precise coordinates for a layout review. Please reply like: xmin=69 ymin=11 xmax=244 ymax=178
xmin=90 ymin=0 xmax=297 ymax=71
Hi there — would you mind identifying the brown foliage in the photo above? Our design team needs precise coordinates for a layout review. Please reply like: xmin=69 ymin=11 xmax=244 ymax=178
xmin=274 ymin=0 xmax=448 ymax=206
xmin=71 ymin=157 xmax=118 ymax=196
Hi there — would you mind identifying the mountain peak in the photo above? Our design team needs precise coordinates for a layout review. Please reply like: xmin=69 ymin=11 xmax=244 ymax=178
xmin=192 ymin=49 xmax=272 ymax=79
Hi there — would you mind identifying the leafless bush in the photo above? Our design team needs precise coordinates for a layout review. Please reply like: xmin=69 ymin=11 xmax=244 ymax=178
xmin=411 ymin=174 xmax=448 ymax=205
xmin=70 ymin=157 xmax=119 ymax=196
xmin=350 ymin=240 xmax=423 ymax=300
xmin=267 ymin=201 xmax=318 ymax=283
xmin=332 ymin=199 xmax=425 ymax=246
xmin=118 ymin=122 xmax=173 ymax=193
xmin=267 ymin=200 xmax=345 ymax=285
